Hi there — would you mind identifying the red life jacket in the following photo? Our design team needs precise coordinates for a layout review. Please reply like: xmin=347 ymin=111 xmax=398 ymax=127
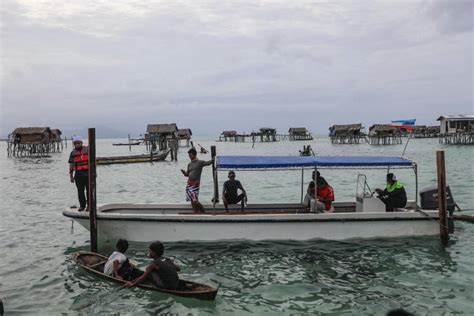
xmin=73 ymin=146 xmax=89 ymax=172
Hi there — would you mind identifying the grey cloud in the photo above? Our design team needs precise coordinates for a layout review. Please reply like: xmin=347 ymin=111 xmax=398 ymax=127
xmin=1 ymin=0 xmax=472 ymax=137
xmin=424 ymin=0 xmax=473 ymax=34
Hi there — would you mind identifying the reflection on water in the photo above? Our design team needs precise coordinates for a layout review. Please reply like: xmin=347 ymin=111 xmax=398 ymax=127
xmin=0 ymin=137 xmax=473 ymax=314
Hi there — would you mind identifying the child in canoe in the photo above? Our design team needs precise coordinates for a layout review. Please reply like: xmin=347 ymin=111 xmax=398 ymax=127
xmin=125 ymin=241 xmax=181 ymax=290
xmin=103 ymin=239 xmax=135 ymax=280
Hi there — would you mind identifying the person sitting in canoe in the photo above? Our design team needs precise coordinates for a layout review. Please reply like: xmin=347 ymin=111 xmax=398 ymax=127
xmin=316 ymin=177 xmax=335 ymax=213
xmin=222 ymin=170 xmax=247 ymax=212
xmin=125 ymin=241 xmax=181 ymax=290
xmin=103 ymin=239 xmax=135 ymax=280
xmin=375 ymin=173 xmax=407 ymax=212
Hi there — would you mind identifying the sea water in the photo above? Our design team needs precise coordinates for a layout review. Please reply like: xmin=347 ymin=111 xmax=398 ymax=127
xmin=0 ymin=137 xmax=473 ymax=315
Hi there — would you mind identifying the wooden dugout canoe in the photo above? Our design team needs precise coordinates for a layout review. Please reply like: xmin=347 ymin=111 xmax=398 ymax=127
xmin=73 ymin=252 xmax=218 ymax=301
xmin=96 ymin=149 xmax=170 ymax=165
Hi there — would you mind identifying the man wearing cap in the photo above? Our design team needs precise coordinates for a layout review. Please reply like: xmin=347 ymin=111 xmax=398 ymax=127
xmin=180 ymin=147 xmax=213 ymax=213
xmin=222 ymin=171 xmax=247 ymax=212
xmin=375 ymin=173 xmax=407 ymax=212
xmin=68 ymin=135 xmax=89 ymax=211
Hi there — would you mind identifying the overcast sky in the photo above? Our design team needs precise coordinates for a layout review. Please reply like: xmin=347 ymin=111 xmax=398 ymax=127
xmin=1 ymin=0 xmax=473 ymax=136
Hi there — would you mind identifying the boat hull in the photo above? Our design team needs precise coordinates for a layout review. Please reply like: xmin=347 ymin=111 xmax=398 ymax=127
xmin=64 ymin=204 xmax=441 ymax=242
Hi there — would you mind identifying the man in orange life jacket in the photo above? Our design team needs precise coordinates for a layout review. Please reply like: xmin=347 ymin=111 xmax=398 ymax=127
xmin=69 ymin=135 xmax=89 ymax=211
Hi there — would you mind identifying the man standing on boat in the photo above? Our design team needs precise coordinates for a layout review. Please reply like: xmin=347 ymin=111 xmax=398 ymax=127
xmin=222 ymin=171 xmax=247 ymax=212
xmin=181 ymin=147 xmax=213 ymax=213
xmin=375 ymin=173 xmax=407 ymax=212
xmin=68 ymin=135 xmax=89 ymax=212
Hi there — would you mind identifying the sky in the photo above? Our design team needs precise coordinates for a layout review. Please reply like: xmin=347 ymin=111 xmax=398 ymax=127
xmin=1 ymin=0 xmax=473 ymax=137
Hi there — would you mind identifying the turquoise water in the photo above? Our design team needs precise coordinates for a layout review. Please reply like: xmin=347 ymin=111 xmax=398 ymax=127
xmin=0 ymin=137 xmax=473 ymax=315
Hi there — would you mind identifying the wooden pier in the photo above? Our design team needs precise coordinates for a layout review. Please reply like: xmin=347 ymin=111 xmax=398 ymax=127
xmin=218 ymin=128 xmax=283 ymax=142
xmin=412 ymin=125 xmax=440 ymax=138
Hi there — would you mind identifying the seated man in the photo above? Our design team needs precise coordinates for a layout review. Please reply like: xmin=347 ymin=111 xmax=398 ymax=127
xmin=125 ymin=241 xmax=180 ymax=290
xmin=316 ymin=177 xmax=335 ymax=213
xmin=222 ymin=171 xmax=247 ymax=212
xmin=303 ymin=171 xmax=320 ymax=211
xmin=375 ymin=173 xmax=407 ymax=212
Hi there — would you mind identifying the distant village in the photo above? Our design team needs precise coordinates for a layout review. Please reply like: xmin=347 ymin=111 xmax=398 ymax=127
xmin=5 ymin=114 xmax=474 ymax=157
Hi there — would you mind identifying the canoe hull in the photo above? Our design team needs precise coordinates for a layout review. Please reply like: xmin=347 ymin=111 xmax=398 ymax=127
xmin=96 ymin=150 xmax=169 ymax=165
xmin=73 ymin=252 xmax=218 ymax=300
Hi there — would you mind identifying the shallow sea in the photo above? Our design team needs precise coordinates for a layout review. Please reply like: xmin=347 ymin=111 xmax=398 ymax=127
xmin=0 ymin=136 xmax=473 ymax=315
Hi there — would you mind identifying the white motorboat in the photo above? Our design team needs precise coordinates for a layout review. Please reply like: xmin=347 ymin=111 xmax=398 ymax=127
xmin=63 ymin=155 xmax=446 ymax=242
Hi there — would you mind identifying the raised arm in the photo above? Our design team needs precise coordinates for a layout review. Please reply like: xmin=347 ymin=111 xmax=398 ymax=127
xmin=203 ymin=159 xmax=213 ymax=167
xmin=125 ymin=263 xmax=158 ymax=287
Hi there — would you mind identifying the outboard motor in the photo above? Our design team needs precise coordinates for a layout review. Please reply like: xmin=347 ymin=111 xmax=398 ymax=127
xmin=420 ymin=185 xmax=456 ymax=233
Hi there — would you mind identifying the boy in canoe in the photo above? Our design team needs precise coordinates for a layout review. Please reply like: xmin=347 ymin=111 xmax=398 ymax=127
xmin=103 ymin=239 xmax=135 ymax=280
xmin=125 ymin=241 xmax=181 ymax=290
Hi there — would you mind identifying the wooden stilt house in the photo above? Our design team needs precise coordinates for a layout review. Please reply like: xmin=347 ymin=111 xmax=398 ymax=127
xmin=145 ymin=123 xmax=179 ymax=153
xmin=329 ymin=124 xmax=366 ymax=144
xmin=177 ymin=128 xmax=192 ymax=147
xmin=368 ymin=124 xmax=402 ymax=145
xmin=437 ymin=114 xmax=474 ymax=145
xmin=7 ymin=127 xmax=60 ymax=157
xmin=288 ymin=127 xmax=313 ymax=141
xmin=259 ymin=127 xmax=278 ymax=142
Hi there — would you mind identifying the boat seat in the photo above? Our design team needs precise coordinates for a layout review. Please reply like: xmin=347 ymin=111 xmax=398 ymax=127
xmin=394 ymin=208 xmax=409 ymax=212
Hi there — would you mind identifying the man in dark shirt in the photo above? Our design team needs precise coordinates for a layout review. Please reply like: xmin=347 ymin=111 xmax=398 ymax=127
xmin=375 ymin=173 xmax=407 ymax=212
xmin=68 ymin=135 xmax=89 ymax=211
xmin=222 ymin=171 xmax=247 ymax=212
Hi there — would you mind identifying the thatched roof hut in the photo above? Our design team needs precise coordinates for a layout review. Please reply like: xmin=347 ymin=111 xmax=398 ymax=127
xmin=288 ymin=127 xmax=312 ymax=141
xmin=288 ymin=127 xmax=308 ymax=136
xmin=368 ymin=124 xmax=400 ymax=136
xmin=50 ymin=129 xmax=62 ymax=142
xmin=221 ymin=130 xmax=237 ymax=137
xmin=11 ymin=127 xmax=52 ymax=144
xmin=146 ymin=123 xmax=178 ymax=135
xmin=177 ymin=128 xmax=192 ymax=139
xmin=259 ymin=127 xmax=276 ymax=134
xmin=329 ymin=123 xmax=363 ymax=136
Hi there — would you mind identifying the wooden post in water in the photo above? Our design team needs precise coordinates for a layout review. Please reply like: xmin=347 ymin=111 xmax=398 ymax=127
xmin=211 ymin=146 xmax=219 ymax=207
xmin=88 ymin=128 xmax=98 ymax=252
xmin=128 ymin=134 xmax=131 ymax=152
xmin=436 ymin=150 xmax=449 ymax=245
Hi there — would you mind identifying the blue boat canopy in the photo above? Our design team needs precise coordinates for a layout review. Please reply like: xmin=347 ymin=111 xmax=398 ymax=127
xmin=217 ymin=155 xmax=414 ymax=170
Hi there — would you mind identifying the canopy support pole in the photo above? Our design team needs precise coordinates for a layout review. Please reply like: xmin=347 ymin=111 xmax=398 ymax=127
xmin=211 ymin=146 xmax=219 ymax=213
xmin=300 ymin=168 xmax=304 ymax=205
xmin=312 ymin=166 xmax=318 ymax=213
xmin=414 ymin=163 xmax=419 ymax=208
